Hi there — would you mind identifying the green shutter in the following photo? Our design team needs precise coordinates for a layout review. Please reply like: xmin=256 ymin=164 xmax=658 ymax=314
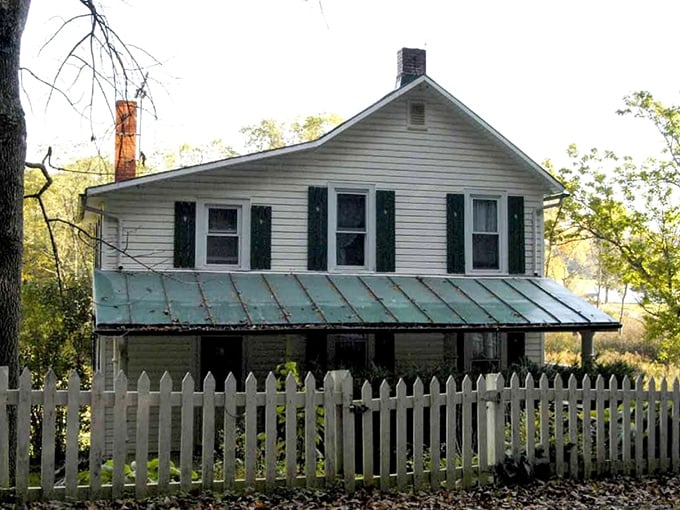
xmin=508 ymin=196 xmax=525 ymax=274
xmin=174 ymin=201 xmax=196 ymax=268
xmin=250 ymin=205 xmax=272 ymax=270
xmin=446 ymin=194 xmax=465 ymax=274
xmin=307 ymin=187 xmax=328 ymax=271
xmin=376 ymin=190 xmax=396 ymax=272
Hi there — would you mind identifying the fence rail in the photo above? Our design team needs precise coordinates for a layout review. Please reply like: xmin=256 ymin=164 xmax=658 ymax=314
xmin=0 ymin=366 xmax=679 ymax=502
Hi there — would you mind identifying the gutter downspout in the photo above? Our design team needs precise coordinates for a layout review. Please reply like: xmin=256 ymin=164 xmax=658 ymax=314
xmin=534 ymin=192 xmax=569 ymax=276
xmin=83 ymin=204 xmax=123 ymax=268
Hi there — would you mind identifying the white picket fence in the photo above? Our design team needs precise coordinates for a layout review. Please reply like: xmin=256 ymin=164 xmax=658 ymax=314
xmin=0 ymin=366 xmax=679 ymax=502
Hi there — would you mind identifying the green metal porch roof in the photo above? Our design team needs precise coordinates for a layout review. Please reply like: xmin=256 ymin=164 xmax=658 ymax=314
xmin=93 ymin=270 xmax=620 ymax=334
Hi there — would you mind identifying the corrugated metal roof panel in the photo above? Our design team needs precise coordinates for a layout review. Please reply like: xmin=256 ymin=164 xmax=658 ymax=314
xmin=93 ymin=270 xmax=621 ymax=333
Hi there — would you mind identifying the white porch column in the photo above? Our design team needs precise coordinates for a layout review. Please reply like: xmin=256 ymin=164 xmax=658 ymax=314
xmin=580 ymin=330 xmax=595 ymax=369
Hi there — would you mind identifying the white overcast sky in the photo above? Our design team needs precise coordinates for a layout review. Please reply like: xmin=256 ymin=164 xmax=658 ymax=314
xmin=19 ymin=1 xmax=680 ymax=169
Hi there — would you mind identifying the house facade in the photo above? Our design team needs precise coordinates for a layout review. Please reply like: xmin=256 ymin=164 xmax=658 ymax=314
xmin=85 ymin=49 xmax=618 ymax=403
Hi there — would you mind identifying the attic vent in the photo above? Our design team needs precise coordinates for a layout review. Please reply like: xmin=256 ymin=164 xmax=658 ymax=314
xmin=408 ymin=101 xmax=426 ymax=128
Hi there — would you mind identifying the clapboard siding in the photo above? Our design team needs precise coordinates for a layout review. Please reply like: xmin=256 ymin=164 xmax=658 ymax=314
xmin=97 ymin=87 xmax=549 ymax=275
xmin=394 ymin=333 xmax=445 ymax=371
xmin=525 ymin=332 xmax=544 ymax=364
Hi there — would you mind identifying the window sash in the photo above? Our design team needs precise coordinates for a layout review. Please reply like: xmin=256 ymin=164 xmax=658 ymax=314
xmin=205 ymin=205 xmax=241 ymax=266
xmin=469 ymin=195 xmax=503 ymax=271
xmin=335 ymin=191 xmax=368 ymax=267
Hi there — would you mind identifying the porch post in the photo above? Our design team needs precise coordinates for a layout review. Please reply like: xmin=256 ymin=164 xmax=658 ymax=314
xmin=580 ymin=330 xmax=595 ymax=370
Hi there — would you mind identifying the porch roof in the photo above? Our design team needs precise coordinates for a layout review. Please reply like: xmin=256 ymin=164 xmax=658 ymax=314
xmin=93 ymin=270 xmax=620 ymax=334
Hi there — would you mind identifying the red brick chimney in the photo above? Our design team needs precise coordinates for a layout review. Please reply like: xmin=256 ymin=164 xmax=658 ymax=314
xmin=114 ymin=100 xmax=137 ymax=181
xmin=396 ymin=48 xmax=426 ymax=88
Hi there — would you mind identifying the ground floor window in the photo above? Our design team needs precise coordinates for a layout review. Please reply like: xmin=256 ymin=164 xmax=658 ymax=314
xmin=305 ymin=332 xmax=394 ymax=373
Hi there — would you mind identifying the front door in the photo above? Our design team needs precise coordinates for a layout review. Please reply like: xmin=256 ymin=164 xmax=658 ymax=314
xmin=200 ymin=336 xmax=243 ymax=390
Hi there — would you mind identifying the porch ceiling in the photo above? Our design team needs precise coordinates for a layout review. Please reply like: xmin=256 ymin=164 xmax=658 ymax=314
xmin=93 ymin=270 xmax=620 ymax=334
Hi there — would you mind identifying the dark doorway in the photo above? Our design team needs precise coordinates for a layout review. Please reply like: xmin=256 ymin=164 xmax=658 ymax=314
xmin=200 ymin=336 xmax=243 ymax=390
xmin=507 ymin=332 xmax=526 ymax=367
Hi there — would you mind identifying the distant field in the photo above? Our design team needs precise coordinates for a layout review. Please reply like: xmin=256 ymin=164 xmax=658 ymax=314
xmin=545 ymin=302 xmax=680 ymax=381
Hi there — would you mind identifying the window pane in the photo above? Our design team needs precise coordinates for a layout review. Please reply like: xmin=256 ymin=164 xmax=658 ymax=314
xmin=334 ymin=334 xmax=367 ymax=370
xmin=337 ymin=193 xmax=366 ymax=230
xmin=337 ymin=233 xmax=365 ymax=266
xmin=473 ymin=233 xmax=499 ymax=269
xmin=473 ymin=199 xmax=497 ymax=233
xmin=471 ymin=332 xmax=499 ymax=359
xmin=209 ymin=208 xmax=238 ymax=233
xmin=207 ymin=236 xmax=239 ymax=264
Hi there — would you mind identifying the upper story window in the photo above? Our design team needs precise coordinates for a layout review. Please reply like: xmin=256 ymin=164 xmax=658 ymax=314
xmin=328 ymin=183 xmax=375 ymax=271
xmin=465 ymin=192 xmax=507 ymax=274
xmin=197 ymin=199 xmax=250 ymax=269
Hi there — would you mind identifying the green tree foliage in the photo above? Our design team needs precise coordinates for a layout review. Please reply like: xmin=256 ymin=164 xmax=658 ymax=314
xmin=551 ymin=92 xmax=680 ymax=361
xmin=240 ymin=113 xmax=343 ymax=152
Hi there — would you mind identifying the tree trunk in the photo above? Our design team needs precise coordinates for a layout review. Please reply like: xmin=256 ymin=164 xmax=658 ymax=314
xmin=0 ymin=0 xmax=30 ymax=386
xmin=0 ymin=0 xmax=31 ymax=482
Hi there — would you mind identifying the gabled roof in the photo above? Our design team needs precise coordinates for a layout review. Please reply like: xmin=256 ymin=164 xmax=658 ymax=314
xmin=86 ymin=75 xmax=565 ymax=197
xmin=93 ymin=270 xmax=619 ymax=334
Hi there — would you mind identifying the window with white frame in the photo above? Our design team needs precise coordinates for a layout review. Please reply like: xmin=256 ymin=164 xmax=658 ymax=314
xmin=328 ymin=184 xmax=375 ymax=270
xmin=198 ymin=200 xmax=250 ymax=269
xmin=466 ymin=193 xmax=506 ymax=273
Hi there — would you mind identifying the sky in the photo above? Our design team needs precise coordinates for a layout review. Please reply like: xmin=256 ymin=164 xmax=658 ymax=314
xmin=19 ymin=1 xmax=680 ymax=170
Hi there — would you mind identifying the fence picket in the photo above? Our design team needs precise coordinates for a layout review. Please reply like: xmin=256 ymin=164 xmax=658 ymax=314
xmin=65 ymin=370 xmax=80 ymax=499
xmin=539 ymin=374 xmax=549 ymax=466
xmin=524 ymin=374 xmax=535 ymax=469
xmin=285 ymin=373 xmax=297 ymax=487
xmin=223 ymin=373 xmax=237 ymax=490
xmin=567 ymin=375 xmax=578 ymax=478
xmin=304 ymin=372 xmax=317 ymax=488
xmin=672 ymin=378 xmax=680 ymax=473
xmin=112 ymin=371 xmax=128 ymax=498
xmin=244 ymin=373 xmax=257 ymax=488
xmin=396 ymin=379 xmax=407 ymax=490
xmin=609 ymin=376 xmax=619 ymax=475
xmin=510 ymin=373 xmax=521 ymax=463
xmin=582 ymin=375 xmax=592 ymax=479
xmin=634 ymin=375 xmax=644 ymax=476
xmin=264 ymin=372 xmax=277 ymax=490
xmin=201 ymin=372 xmax=216 ymax=492
xmin=341 ymin=373 xmax=355 ymax=493
xmin=361 ymin=381 xmax=374 ymax=487
xmin=648 ymin=378 xmax=657 ymax=474
xmin=180 ymin=373 xmax=195 ymax=492
xmin=379 ymin=380 xmax=390 ymax=490
xmin=157 ymin=372 xmax=172 ymax=492
xmin=659 ymin=378 xmax=669 ymax=473
xmin=323 ymin=372 xmax=337 ymax=481
xmin=429 ymin=377 xmax=441 ymax=490
xmin=621 ymin=376 xmax=632 ymax=475
xmin=89 ymin=371 xmax=105 ymax=499
xmin=412 ymin=378 xmax=424 ymax=488
xmin=16 ymin=368 xmax=32 ymax=502
xmin=0 ymin=367 xmax=8 ymax=489
xmin=461 ymin=376 xmax=473 ymax=488
xmin=476 ymin=375 xmax=488 ymax=485
xmin=445 ymin=376 xmax=457 ymax=489
xmin=135 ymin=372 xmax=150 ymax=499
xmin=595 ymin=375 xmax=605 ymax=476
xmin=41 ymin=369 xmax=57 ymax=499
xmin=554 ymin=375 xmax=564 ymax=478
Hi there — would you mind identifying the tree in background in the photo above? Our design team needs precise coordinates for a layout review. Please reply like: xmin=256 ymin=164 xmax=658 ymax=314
xmin=240 ymin=113 xmax=343 ymax=152
xmin=550 ymin=92 xmax=680 ymax=361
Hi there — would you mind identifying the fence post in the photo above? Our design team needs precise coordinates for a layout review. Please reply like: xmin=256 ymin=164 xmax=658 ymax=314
xmin=330 ymin=370 xmax=349 ymax=476
xmin=485 ymin=373 xmax=504 ymax=468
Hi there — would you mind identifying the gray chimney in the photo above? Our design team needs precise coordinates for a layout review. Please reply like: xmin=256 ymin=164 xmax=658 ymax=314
xmin=396 ymin=48 xmax=426 ymax=88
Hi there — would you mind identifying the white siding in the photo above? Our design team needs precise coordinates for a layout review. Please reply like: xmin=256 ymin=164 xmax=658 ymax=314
xmin=96 ymin=85 xmax=549 ymax=275
xmin=525 ymin=332 xmax=544 ymax=364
